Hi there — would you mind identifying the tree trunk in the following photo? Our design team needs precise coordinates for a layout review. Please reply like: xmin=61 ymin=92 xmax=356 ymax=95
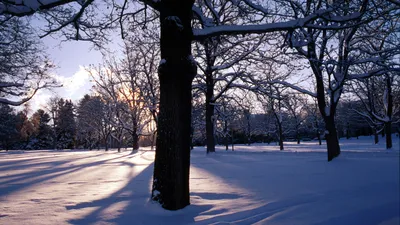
xmin=231 ymin=128 xmax=234 ymax=151
xmin=315 ymin=120 xmax=321 ymax=145
xmin=151 ymin=131 xmax=157 ymax=151
xmin=224 ymin=120 xmax=229 ymax=151
xmin=324 ymin=116 xmax=340 ymax=161
xmin=205 ymin=98 xmax=215 ymax=153
xmin=374 ymin=127 xmax=379 ymax=144
xmin=247 ymin=113 xmax=251 ymax=146
xmin=297 ymin=130 xmax=300 ymax=144
xmin=317 ymin=132 xmax=322 ymax=145
xmin=385 ymin=122 xmax=392 ymax=149
xmin=190 ymin=126 xmax=194 ymax=150
xmin=132 ymin=133 xmax=139 ymax=150
xmin=117 ymin=139 xmax=121 ymax=152
xmin=385 ymin=75 xmax=393 ymax=149
xmin=278 ymin=122 xmax=284 ymax=150
xmin=152 ymin=0 xmax=196 ymax=210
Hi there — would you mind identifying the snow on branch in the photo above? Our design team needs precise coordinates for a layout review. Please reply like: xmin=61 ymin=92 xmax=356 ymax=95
xmin=268 ymin=80 xmax=317 ymax=98
xmin=0 ymin=0 xmax=76 ymax=16
xmin=0 ymin=82 xmax=24 ymax=88
xmin=193 ymin=8 xmax=336 ymax=40
xmin=348 ymin=68 xmax=400 ymax=80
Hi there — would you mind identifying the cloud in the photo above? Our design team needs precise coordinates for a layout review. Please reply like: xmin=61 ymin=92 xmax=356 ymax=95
xmin=27 ymin=66 xmax=93 ymax=114
xmin=55 ymin=65 xmax=93 ymax=99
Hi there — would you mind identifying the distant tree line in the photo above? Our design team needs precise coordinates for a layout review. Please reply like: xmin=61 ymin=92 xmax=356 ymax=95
xmin=0 ymin=100 xmax=75 ymax=151
xmin=191 ymin=86 xmax=400 ymax=151
xmin=0 ymin=95 xmax=156 ymax=151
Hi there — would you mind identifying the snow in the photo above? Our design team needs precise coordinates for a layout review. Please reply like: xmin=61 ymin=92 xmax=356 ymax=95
xmin=0 ymin=136 xmax=399 ymax=225
xmin=193 ymin=9 xmax=333 ymax=39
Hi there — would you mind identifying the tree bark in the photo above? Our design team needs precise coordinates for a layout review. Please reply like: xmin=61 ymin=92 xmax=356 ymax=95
xmin=152 ymin=0 xmax=196 ymax=210
xmin=151 ymin=131 xmax=157 ymax=151
xmin=317 ymin=132 xmax=322 ymax=145
xmin=296 ymin=129 xmax=300 ymax=144
xmin=247 ymin=113 xmax=251 ymax=146
xmin=385 ymin=75 xmax=393 ymax=149
xmin=324 ymin=116 xmax=340 ymax=161
xmin=104 ymin=134 xmax=109 ymax=151
xmin=274 ymin=114 xmax=284 ymax=150
xmin=132 ymin=132 xmax=139 ymax=150
xmin=224 ymin=120 xmax=229 ymax=151
xmin=276 ymin=121 xmax=284 ymax=150
xmin=278 ymin=125 xmax=284 ymax=150
xmin=231 ymin=128 xmax=234 ymax=151
xmin=374 ymin=127 xmax=379 ymax=144
xmin=385 ymin=122 xmax=392 ymax=149
xmin=205 ymin=96 xmax=215 ymax=153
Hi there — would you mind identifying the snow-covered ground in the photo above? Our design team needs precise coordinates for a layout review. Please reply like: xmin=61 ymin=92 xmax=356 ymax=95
xmin=0 ymin=136 xmax=399 ymax=225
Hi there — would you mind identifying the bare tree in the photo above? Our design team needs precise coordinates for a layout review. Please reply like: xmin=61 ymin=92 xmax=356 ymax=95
xmin=266 ymin=1 xmax=399 ymax=160
xmin=76 ymin=94 xmax=101 ymax=149
xmin=0 ymin=16 xmax=59 ymax=105
xmin=88 ymin=31 xmax=159 ymax=151
xmin=215 ymin=98 xmax=237 ymax=151
xmin=303 ymin=98 xmax=324 ymax=145
xmin=284 ymin=93 xmax=307 ymax=144
xmin=350 ymin=74 xmax=400 ymax=148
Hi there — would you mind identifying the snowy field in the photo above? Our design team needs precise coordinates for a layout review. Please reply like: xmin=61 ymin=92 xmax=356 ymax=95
xmin=0 ymin=136 xmax=399 ymax=225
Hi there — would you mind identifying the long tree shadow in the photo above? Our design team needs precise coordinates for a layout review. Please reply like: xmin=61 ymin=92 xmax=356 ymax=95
xmin=67 ymin=162 xmax=161 ymax=224
xmin=68 ymin=160 xmax=247 ymax=225
xmin=193 ymin=193 xmax=321 ymax=225
xmin=0 ymin=150 xmax=127 ymax=171
xmin=189 ymin=150 xmax=399 ymax=225
xmin=0 ymin=151 xmax=136 ymax=197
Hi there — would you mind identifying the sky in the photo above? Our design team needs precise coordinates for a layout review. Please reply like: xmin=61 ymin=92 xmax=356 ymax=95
xmin=29 ymin=36 xmax=105 ymax=113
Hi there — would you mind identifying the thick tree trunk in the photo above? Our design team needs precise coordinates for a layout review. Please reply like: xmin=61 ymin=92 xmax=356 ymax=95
xmin=152 ymin=0 xmax=196 ymax=210
xmin=205 ymin=99 xmax=215 ymax=153
xmin=385 ymin=75 xmax=393 ymax=149
xmin=385 ymin=122 xmax=392 ymax=149
xmin=205 ymin=68 xmax=216 ymax=153
xmin=151 ymin=131 xmax=157 ymax=151
xmin=190 ymin=126 xmax=194 ymax=150
xmin=132 ymin=133 xmax=139 ymax=150
xmin=324 ymin=116 xmax=340 ymax=161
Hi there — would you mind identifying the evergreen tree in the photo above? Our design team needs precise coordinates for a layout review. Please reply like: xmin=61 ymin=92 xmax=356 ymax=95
xmin=31 ymin=109 xmax=52 ymax=149
xmin=15 ymin=104 xmax=35 ymax=149
xmin=55 ymin=99 xmax=76 ymax=149
xmin=0 ymin=104 xmax=18 ymax=150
